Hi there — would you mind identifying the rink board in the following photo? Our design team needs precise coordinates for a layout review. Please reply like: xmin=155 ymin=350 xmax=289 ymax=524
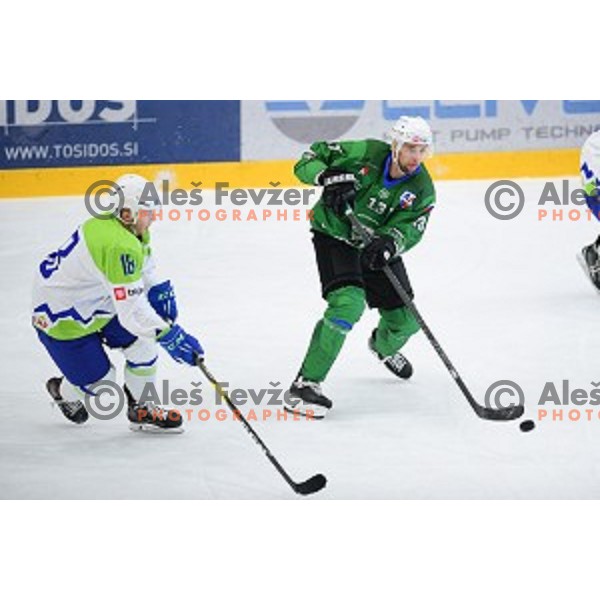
xmin=0 ymin=147 xmax=582 ymax=199
xmin=1 ymin=100 xmax=597 ymax=199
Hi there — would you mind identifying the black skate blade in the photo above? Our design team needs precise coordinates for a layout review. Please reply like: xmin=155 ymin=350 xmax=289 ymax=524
xmin=294 ymin=473 xmax=327 ymax=496
xmin=129 ymin=423 xmax=185 ymax=434
xmin=283 ymin=404 xmax=328 ymax=420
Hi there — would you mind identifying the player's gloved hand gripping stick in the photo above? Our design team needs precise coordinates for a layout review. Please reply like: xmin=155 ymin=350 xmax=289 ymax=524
xmin=319 ymin=169 xmax=358 ymax=217
xmin=195 ymin=356 xmax=327 ymax=495
xmin=345 ymin=207 xmax=524 ymax=422
xmin=158 ymin=324 xmax=202 ymax=365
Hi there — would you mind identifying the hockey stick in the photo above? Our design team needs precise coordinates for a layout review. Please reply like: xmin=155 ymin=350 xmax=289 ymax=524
xmin=196 ymin=357 xmax=327 ymax=495
xmin=346 ymin=209 xmax=523 ymax=421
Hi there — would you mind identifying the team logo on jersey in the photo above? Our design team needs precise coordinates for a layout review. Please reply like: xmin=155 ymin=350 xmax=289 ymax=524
xmin=127 ymin=286 xmax=144 ymax=298
xmin=378 ymin=188 xmax=390 ymax=200
xmin=360 ymin=166 xmax=370 ymax=177
xmin=114 ymin=286 xmax=143 ymax=301
xmin=114 ymin=287 xmax=127 ymax=301
xmin=399 ymin=191 xmax=416 ymax=209
xmin=32 ymin=315 xmax=49 ymax=330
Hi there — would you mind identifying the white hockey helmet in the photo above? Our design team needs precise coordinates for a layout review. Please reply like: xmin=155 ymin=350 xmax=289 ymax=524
xmin=391 ymin=116 xmax=434 ymax=156
xmin=114 ymin=174 xmax=152 ymax=223
xmin=581 ymin=130 xmax=600 ymax=197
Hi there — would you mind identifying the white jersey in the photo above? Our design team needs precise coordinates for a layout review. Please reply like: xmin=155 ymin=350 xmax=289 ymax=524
xmin=581 ymin=130 xmax=600 ymax=198
xmin=32 ymin=216 xmax=166 ymax=341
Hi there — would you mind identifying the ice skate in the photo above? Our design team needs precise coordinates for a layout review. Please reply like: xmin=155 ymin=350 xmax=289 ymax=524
xmin=285 ymin=376 xmax=332 ymax=419
xmin=577 ymin=242 xmax=600 ymax=293
xmin=46 ymin=377 xmax=89 ymax=424
xmin=368 ymin=329 xmax=413 ymax=380
xmin=126 ymin=386 xmax=184 ymax=433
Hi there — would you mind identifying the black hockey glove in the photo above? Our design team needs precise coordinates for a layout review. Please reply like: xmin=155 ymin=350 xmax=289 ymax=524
xmin=319 ymin=169 xmax=357 ymax=217
xmin=362 ymin=235 xmax=397 ymax=270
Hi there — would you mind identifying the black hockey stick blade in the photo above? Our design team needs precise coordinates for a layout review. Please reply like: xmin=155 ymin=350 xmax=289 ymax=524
xmin=460 ymin=381 xmax=525 ymax=421
xmin=457 ymin=380 xmax=525 ymax=421
xmin=196 ymin=356 xmax=327 ymax=496
xmin=475 ymin=402 xmax=525 ymax=421
xmin=294 ymin=473 xmax=327 ymax=496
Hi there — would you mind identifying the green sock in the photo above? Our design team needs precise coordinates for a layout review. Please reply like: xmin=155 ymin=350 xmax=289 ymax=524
xmin=300 ymin=318 xmax=350 ymax=383
xmin=374 ymin=307 xmax=420 ymax=357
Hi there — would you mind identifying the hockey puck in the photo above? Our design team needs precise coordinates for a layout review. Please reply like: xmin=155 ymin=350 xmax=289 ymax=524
xmin=519 ymin=419 xmax=535 ymax=433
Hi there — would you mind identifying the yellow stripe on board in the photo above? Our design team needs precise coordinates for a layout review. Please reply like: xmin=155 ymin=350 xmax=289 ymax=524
xmin=427 ymin=147 xmax=580 ymax=180
xmin=0 ymin=148 xmax=581 ymax=199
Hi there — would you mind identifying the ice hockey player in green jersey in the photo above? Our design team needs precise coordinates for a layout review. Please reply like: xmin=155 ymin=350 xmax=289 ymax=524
xmin=32 ymin=174 xmax=203 ymax=432
xmin=286 ymin=116 xmax=436 ymax=418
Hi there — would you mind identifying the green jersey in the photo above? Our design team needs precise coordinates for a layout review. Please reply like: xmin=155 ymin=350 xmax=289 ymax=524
xmin=294 ymin=139 xmax=436 ymax=255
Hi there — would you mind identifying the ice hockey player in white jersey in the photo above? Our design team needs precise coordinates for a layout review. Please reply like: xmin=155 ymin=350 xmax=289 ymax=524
xmin=32 ymin=174 xmax=203 ymax=432
xmin=579 ymin=130 xmax=600 ymax=291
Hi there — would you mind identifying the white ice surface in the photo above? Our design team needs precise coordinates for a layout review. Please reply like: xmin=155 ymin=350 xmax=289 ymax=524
xmin=2 ymin=178 xmax=600 ymax=499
